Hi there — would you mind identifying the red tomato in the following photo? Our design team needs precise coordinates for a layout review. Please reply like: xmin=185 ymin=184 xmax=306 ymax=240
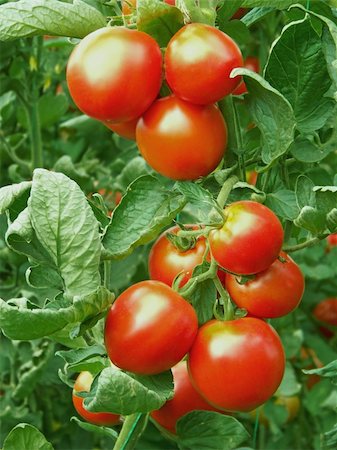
xmin=66 ymin=27 xmax=162 ymax=122
xmin=225 ymin=252 xmax=304 ymax=318
xmin=246 ymin=169 xmax=258 ymax=185
xmin=313 ymin=298 xmax=337 ymax=338
xmin=327 ymin=233 xmax=337 ymax=250
xmin=104 ymin=280 xmax=198 ymax=375
xmin=72 ymin=371 xmax=120 ymax=426
xmin=165 ymin=23 xmax=243 ymax=104
xmin=232 ymin=8 xmax=248 ymax=19
xmin=136 ymin=95 xmax=227 ymax=180
xmin=233 ymin=56 xmax=260 ymax=95
xmin=209 ymin=201 xmax=284 ymax=275
xmin=104 ymin=117 xmax=138 ymax=140
xmin=188 ymin=318 xmax=285 ymax=412
xmin=149 ymin=225 xmax=207 ymax=287
xmin=151 ymin=360 xmax=228 ymax=434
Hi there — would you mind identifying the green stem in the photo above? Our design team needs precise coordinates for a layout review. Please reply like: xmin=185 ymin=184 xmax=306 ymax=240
xmin=113 ymin=414 xmax=148 ymax=450
xmin=178 ymin=257 xmax=218 ymax=299
xmin=283 ymin=235 xmax=328 ymax=253
xmin=25 ymin=101 xmax=43 ymax=169
xmin=213 ymin=276 xmax=234 ymax=321
xmin=0 ymin=134 xmax=30 ymax=171
xmin=216 ymin=175 xmax=239 ymax=209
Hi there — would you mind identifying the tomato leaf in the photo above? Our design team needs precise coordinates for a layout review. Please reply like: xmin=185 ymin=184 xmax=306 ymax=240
xmin=2 ymin=423 xmax=54 ymax=450
xmin=175 ymin=181 xmax=219 ymax=222
xmin=0 ymin=0 xmax=106 ymax=41
xmin=0 ymin=181 xmax=31 ymax=214
xmin=295 ymin=175 xmax=316 ymax=210
xmin=137 ymin=0 xmax=184 ymax=47
xmin=231 ymin=68 xmax=296 ymax=166
xmin=303 ymin=360 xmax=337 ymax=381
xmin=29 ymin=169 xmax=101 ymax=297
xmin=265 ymin=190 xmax=299 ymax=220
xmin=83 ymin=366 xmax=173 ymax=415
xmin=290 ymin=137 xmax=334 ymax=163
xmin=265 ymin=17 xmax=335 ymax=133
xmin=294 ymin=206 xmax=327 ymax=235
xmin=176 ymin=412 xmax=249 ymax=450
xmin=0 ymin=287 xmax=114 ymax=340
xmin=276 ymin=362 xmax=301 ymax=397
xmin=71 ymin=417 xmax=118 ymax=441
xmin=189 ymin=262 xmax=217 ymax=325
xmin=103 ymin=175 xmax=186 ymax=259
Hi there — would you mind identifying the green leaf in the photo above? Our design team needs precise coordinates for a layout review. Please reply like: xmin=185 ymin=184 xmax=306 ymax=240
xmin=0 ymin=0 xmax=106 ymax=41
xmin=114 ymin=156 xmax=150 ymax=192
xmin=219 ymin=19 xmax=250 ymax=45
xmin=265 ymin=17 xmax=334 ymax=133
xmin=175 ymin=181 xmax=218 ymax=220
xmin=29 ymin=169 xmax=101 ymax=297
xmin=0 ymin=287 xmax=114 ymax=340
xmin=294 ymin=206 xmax=327 ymax=235
xmin=188 ymin=262 xmax=217 ymax=325
xmin=303 ymin=360 xmax=337 ymax=382
xmin=0 ymin=181 xmax=31 ymax=214
xmin=26 ymin=265 xmax=63 ymax=291
xmin=327 ymin=208 xmax=337 ymax=232
xmin=103 ymin=175 xmax=186 ymax=258
xmin=18 ymin=94 xmax=69 ymax=129
xmin=314 ymin=185 xmax=337 ymax=214
xmin=109 ymin=246 xmax=146 ymax=293
xmin=53 ymin=155 xmax=91 ymax=190
xmin=217 ymin=0 xmax=243 ymax=27
xmin=56 ymin=345 xmax=106 ymax=371
xmin=231 ymin=68 xmax=296 ymax=165
xmin=84 ymin=366 xmax=173 ymax=415
xmin=2 ymin=423 xmax=54 ymax=450
xmin=177 ymin=412 xmax=249 ymax=450
xmin=265 ymin=190 xmax=299 ymax=220
xmin=322 ymin=424 xmax=337 ymax=450
xmin=174 ymin=0 xmax=217 ymax=26
xmin=276 ymin=362 xmax=301 ymax=397
xmin=71 ymin=417 xmax=118 ymax=441
xmin=290 ymin=137 xmax=334 ymax=163
xmin=241 ymin=7 xmax=273 ymax=27
xmin=242 ymin=0 xmax=294 ymax=7
xmin=295 ymin=175 xmax=316 ymax=210
xmin=137 ymin=0 xmax=184 ymax=47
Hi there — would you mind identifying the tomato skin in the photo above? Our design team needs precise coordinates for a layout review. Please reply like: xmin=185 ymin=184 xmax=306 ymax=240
xmin=72 ymin=372 xmax=120 ymax=426
xmin=66 ymin=27 xmax=162 ymax=122
xmin=149 ymin=226 xmax=207 ymax=287
xmin=188 ymin=318 xmax=285 ymax=412
xmin=313 ymin=298 xmax=337 ymax=338
xmin=136 ymin=95 xmax=227 ymax=180
xmin=209 ymin=201 xmax=284 ymax=275
xmin=232 ymin=56 xmax=260 ymax=95
xmin=151 ymin=360 xmax=227 ymax=434
xmin=327 ymin=233 xmax=337 ymax=249
xmin=104 ymin=280 xmax=198 ymax=375
xmin=225 ymin=252 xmax=304 ymax=318
xmin=104 ymin=117 xmax=138 ymax=140
xmin=165 ymin=23 xmax=243 ymax=104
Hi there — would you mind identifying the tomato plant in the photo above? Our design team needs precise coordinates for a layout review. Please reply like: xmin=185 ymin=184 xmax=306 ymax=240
xmin=104 ymin=280 xmax=198 ymax=374
xmin=72 ymin=372 xmax=120 ymax=426
xmin=136 ymin=95 xmax=227 ymax=180
xmin=313 ymin=298 xmax=337 ymax=338
xmin=104 ymin=117 xmax=138 ymax=140
xmin=233 ymin=56 xmax=260 ymax=95
xmin=165 ymin=23 xmax=243 ymax=104
xmin=209 ymin=201 xmax=284 ymax=275
xmin=188 ymin=317 xmax=285 ymax=412
xmin=66 ymin=27 xmax=162 ymax=122
xmin=225 ymin=252 xmax=304 ymax=318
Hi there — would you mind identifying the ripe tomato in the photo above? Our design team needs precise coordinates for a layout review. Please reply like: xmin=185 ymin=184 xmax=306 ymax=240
xmin=165 ymin=23 xmax=243 ymax=104
xmin=104 ymin=117 xmax=138 ymax=140
xmin=151 ymin=360 xmax=228 ymax=434
xmin=209 ymin=201 xmax=284 ymax=275
xmin=225 ymin=252 xmax=304 ymax=318
xmin=66 ymin=27 xmax=162 ymax=122
xmin=149 ymin=225 xmax=207 ymax=287
xmin=233 ymin=56 xmax=260 ymax=95
xmin=104 ymin=280 xmax=198 ymax=375
xmin=313 ymin=298 xmax=337 ymax=338
xmin=72 ymin=371 xmax=120 ymax=426
xmin=136 ymin=95 xmax=227 ymax=180
xmin=327 ymin=233 xmax=337 ymax=250
xmin=246 ymin=169 xmax=258 ymax=185
xmin=188 ymin=317 xmax=285 ymax=412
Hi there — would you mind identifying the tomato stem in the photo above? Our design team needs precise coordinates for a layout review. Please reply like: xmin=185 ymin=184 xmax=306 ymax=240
xmin=216 ymin=175 xmax=239 ymax=210
xmin=104 ymin=260 xmax=112 ymax=290
xmin=178 ymin=257 xmax=218 ymax=299
xmin=213 ymin=276 xmax=234 ymax=321
xmin=113 ymin=413 xmax=148 ymax=450
xmin=283 ymin=235 xmax=329 ymax=252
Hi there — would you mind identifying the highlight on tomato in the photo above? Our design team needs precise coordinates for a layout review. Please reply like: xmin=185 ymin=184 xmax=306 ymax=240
xmin=151 ymin=360 xmax=229 ymax=434
xmin=136 ymin=95 xmax=227 ymax=180
xmin=208 ymin=200 xmax=284 ymax=275
xmin=72 ymin=371 xmax=120 ymax=426
xmin=149 ymin=225 xmax=207 ymax=287
xmin=104 ymin=280 xmax=198 ymax=375
xmin=188 ymin=317 xmax=285 ymax=412
xmin=165 ymin=23 xmax=243 ymax=104
xmin=225 ymin=251 xmax=305 ymax=318
xmin=66 ymin=27 xmax=162 ymax=122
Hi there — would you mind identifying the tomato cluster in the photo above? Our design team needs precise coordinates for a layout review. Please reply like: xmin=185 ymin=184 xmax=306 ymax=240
xmin=66 ymin=16 xmax=245 ymax=180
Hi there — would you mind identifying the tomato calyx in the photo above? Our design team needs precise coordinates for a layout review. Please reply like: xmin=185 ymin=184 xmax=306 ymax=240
xmin=166 ymin=231 xmax=197 ymax=252
xmin=213 ymin=275 xmax=235 ymax=321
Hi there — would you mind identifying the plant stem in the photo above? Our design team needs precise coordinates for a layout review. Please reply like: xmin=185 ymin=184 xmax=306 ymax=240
xmin=113 ymin=414 xmax=148 ymax=450
xmin=216 ymin=175 xmax=239 ymax=209
xmin=104 ymin=260 xmax=112 ymax=290
xmin=283 ymin=235 xmax=328 ymax=252
xmin=25 ymin=101 xmax=43 ymax=169
xmin=213 ymin=276 xmax=234 ymax=320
